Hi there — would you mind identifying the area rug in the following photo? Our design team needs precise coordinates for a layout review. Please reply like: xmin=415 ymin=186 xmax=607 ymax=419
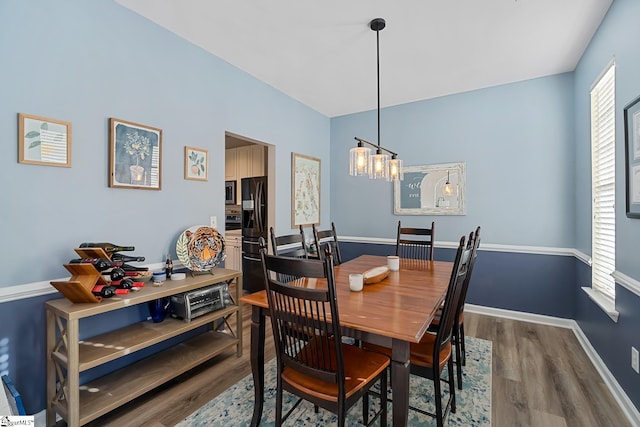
xmin=178 ymin=337 xmax=491 ymax=426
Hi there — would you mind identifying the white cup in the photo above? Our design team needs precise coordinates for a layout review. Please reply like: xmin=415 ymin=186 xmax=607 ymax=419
xmin=349 ymin=273 xmax=364 ymax=292
xmin=387 ymin=256 xmax=400 ymax=271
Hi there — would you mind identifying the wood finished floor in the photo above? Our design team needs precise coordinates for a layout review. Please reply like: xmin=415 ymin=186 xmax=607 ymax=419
xmin=69 ymin=309 xmax=631 ymax=427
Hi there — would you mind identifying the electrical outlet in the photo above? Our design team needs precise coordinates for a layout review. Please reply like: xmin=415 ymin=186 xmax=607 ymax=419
xmin=210 ymin=216 xmax=217 ymax=229
xmin=632 ymin=347 xmax=639 ymax=374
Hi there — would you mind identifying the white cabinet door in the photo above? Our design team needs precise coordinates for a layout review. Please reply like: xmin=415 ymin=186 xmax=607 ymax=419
xmin=225 ymin=148 xmax=237 ymax=181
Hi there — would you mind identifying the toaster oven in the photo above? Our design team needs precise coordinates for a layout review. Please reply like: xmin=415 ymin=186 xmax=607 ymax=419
xmin=170 ymin=283 xmax=231 ymax=322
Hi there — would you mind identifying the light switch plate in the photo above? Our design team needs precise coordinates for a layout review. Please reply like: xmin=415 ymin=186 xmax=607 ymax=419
xmin=632 ymin=347 xmax=639 ymax=373
xmin=210 ymin=216 xmax=217 ymax=229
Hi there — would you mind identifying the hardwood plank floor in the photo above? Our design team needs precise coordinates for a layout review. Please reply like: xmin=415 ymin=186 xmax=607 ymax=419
xmin=65 ymin=309 xmax=631 ymax=426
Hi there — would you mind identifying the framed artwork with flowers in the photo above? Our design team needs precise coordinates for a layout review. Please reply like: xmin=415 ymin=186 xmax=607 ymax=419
xmin=184 ymin=146 xmax=208 ymax=181
xmin=109 ymin=118 xmax=162 ymax=190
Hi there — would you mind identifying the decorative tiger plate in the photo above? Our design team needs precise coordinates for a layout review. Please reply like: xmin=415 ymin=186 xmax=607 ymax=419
xmin=176 ymin=225 xmax=226 ymax=272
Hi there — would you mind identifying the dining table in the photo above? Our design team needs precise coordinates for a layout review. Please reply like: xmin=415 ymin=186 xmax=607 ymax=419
xmin=239 ymin=254 xmax=454 ymax=427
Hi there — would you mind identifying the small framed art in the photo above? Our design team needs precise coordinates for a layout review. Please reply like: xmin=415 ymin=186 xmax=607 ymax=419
xmin=18 ymin=113 xmax=71 ymax=167
xmin=185 ymin=146 xmax=208 ymax=181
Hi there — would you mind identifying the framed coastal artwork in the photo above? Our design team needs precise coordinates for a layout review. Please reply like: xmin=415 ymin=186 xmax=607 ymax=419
xmin=18 ymin=113 xmax=71 ymax=167
xmin=394 ymin=162 xmax=466 ymax=215
xmin=291 ymin=152 xmax=321 ymax=227
xmin=109 ymin=118 xmax=162 ymax=190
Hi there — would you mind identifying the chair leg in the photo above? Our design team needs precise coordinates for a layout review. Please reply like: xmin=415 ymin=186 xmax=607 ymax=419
xmin=448 ymin=356 xmax=457 ymax=414
xmin=363 ymin=392 xmax=369 ymax=425
xmin=460 ymin=322 xmax=466 ymax=366
xmin=454 ymin=324 xmax=463 ymax=390
xmin=275 ymin=379 xmax=283 ymax=426
xmin=380 ymin=367 xmax=388 ymax=427
xmin=433 ymin=366 xmax=444 ymax=427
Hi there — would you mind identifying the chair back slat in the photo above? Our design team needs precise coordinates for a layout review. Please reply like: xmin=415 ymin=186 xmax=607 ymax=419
xmin=260 ymin=242 xmax=344 ymax=388
xmin=434 ymin=236 xmax=472 ymax=356
xmin=456 ymin=226 xmax=481 ymax=319
xmin=396 ymin=220 xmax=435 ymax=261
xmin=312 ymin=222 xmax=342 ymax=265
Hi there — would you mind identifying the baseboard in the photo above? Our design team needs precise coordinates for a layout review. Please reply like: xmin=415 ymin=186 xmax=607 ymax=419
xmin=465 ymin=304 xmax=640 ymax=426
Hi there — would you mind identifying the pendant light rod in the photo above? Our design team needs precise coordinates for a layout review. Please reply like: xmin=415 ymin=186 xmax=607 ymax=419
xmin=354 ymin=137 xmax=397 ymax=157
xmin=371 ymin=18 xmax=385 ymax=150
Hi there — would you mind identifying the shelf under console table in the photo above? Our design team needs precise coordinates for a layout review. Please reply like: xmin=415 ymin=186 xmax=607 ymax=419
xmin=45 ymin=268 xmax=242 ymax=427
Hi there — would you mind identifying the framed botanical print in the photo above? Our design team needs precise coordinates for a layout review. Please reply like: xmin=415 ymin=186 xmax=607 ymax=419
xmin=184 ymin=146 xmax=208 ymax=181
xmin=18 ymin=113 xmax=71 ymax=167
xmin=291 ymin=152 xmax=321 ymax=227
xmin=109 ymin=118 xmax=162 ymax=190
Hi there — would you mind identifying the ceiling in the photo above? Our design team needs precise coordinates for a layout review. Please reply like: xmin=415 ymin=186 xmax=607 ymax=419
xmin=115 ymin=0 xmax=612 ymax=118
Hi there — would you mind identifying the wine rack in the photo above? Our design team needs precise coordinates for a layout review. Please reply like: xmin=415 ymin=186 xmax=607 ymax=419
xmin=50 ymin=247 xmax=113 ymax=303
xmin=45 ymin=268 xmax=243 ymax=426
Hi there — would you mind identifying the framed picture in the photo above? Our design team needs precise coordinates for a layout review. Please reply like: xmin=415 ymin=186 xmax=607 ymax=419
xmin=394 ymin=162 xmax=466 ymax=215
xmin=624 ymin=95 xmax=640 ymax=218
xmin=184 ymin=146 xmax=208 ymax=181
xmin=18 ymin=113 xmax=71 ymax=167
xmin=109 ymin=118 xmax=162 ymax=190
xmin=291 ymin=152 xmax=321 ymax=227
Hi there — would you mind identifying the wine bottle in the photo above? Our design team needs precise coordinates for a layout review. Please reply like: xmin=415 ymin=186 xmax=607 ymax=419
xmin=112 ymin=277 xmax=135 ymax=289
xmin=110 ymin=253 xmax=146 ymax=262
xmin=79 ymin=242 xmax=135 ymax=253
xmin=92 ymin=285 xmax=128 ymax=298
xmin=165 ymin=255 xmax=173 ymax=279
xmin=69 ymin=258 xmax=125 ymax=272
xmin=102 ymin=267 xmax=126 ymax=282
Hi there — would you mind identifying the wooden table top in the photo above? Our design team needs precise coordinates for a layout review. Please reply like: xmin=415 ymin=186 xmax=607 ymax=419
xmin=240 ymin=255 xmax=452 ymax=343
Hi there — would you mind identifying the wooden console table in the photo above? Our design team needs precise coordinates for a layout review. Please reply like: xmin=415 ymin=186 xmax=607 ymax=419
xmin=45 ymin=268 xmax=242 ymax=427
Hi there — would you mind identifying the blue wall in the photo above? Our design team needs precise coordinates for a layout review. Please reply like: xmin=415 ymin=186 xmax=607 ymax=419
xmin=1 ymin=0 xmax=640 ymax=419
xmin=572 ymin=0 xmax=640 ymax=410
xmin=0 ymin=0 xmax=330 ymax=288
xmin=0 ymin=0 xmax=330 ymax=413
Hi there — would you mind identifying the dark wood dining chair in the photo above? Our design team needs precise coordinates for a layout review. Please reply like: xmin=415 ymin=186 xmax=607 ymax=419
xmin=395 ymin=220 xmax=435 ymax=261
xmin=259 ymin=240 xmax=389 ymax=427
xmin=312 ymin=222 xmax=342 ymax=265
xmin=270 ymin=226 xmax=308 ymax=258
xmin=364 ymin=235 xmax=472 ymax=427
xmin=429 ymin=226 xmax=481 ymax=390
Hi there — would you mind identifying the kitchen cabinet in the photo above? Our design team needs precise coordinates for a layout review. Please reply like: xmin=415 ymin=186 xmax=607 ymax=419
xmin=45 ymin=269 xmax=242 ymax=427
xmin=225 ymin=233 xmax=242 ymax=272
xmin=225 ymin=148 xmax=237 ymax=180
xmin=226 ymin=145 xmax=265 ymax=203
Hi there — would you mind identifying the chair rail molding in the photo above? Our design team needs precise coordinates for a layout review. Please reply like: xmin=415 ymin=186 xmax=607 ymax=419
xmin=612 ymin=270 xmax=640 ymax=298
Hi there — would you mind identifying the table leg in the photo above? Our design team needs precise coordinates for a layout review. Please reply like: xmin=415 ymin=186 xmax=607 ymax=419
xmin=250 ymin=305 xmax=266 ymax=427
xmin=391 ymin=339 xmax=410 ymax=427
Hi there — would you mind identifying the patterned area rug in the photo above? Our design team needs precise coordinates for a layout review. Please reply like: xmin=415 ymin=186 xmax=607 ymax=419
xmin=178 ymin=337 xmax=492 ymax=426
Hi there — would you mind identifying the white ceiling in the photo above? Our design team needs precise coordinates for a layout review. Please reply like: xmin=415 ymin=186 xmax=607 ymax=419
xmin=115 ymin=0 xmax=612 ymax=118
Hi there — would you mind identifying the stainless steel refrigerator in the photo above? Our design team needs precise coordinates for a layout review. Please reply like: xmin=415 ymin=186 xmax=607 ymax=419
xmin=241 ymin=176 xmax=267 ymax=293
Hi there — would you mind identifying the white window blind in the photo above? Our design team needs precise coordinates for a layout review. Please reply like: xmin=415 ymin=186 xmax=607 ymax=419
xmin=590 ymin=62 xmax=616 ymax=300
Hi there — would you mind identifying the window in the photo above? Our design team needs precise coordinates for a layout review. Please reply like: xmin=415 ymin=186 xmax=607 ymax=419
xmin=591 ymin=62 xmax=616 ymax=300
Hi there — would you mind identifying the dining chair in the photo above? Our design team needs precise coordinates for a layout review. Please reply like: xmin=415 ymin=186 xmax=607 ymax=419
xmin=312 ymin=222 xmax=342 ymax=265
xmin=430 ymin=226 xmax=481 ymax=390
xmin=364 ymin=235 xmax=472 ymax=427
xmin=395 ymin=220 xmax=435 ymax=261
xmin=259 ymin=239 xmax=389 ymax=427
xmin=270 ymin=226 xmax=308 ymax=258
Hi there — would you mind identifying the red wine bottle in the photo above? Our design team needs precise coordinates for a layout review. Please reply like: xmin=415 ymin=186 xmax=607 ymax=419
xmin=110 ymin=254 xmax=146 ymax=262
xmin=79 ymin=242 xmax=135 ymax=253
xmin=92 ymin=285 xmax=128 ymax=298
xmin=69 ymin=258 xmax=125 ymax=272
xmin=112 ymin=277 xmax=136 ymax=289
xmin=102 ymin=267 xmax=126 ymax=282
